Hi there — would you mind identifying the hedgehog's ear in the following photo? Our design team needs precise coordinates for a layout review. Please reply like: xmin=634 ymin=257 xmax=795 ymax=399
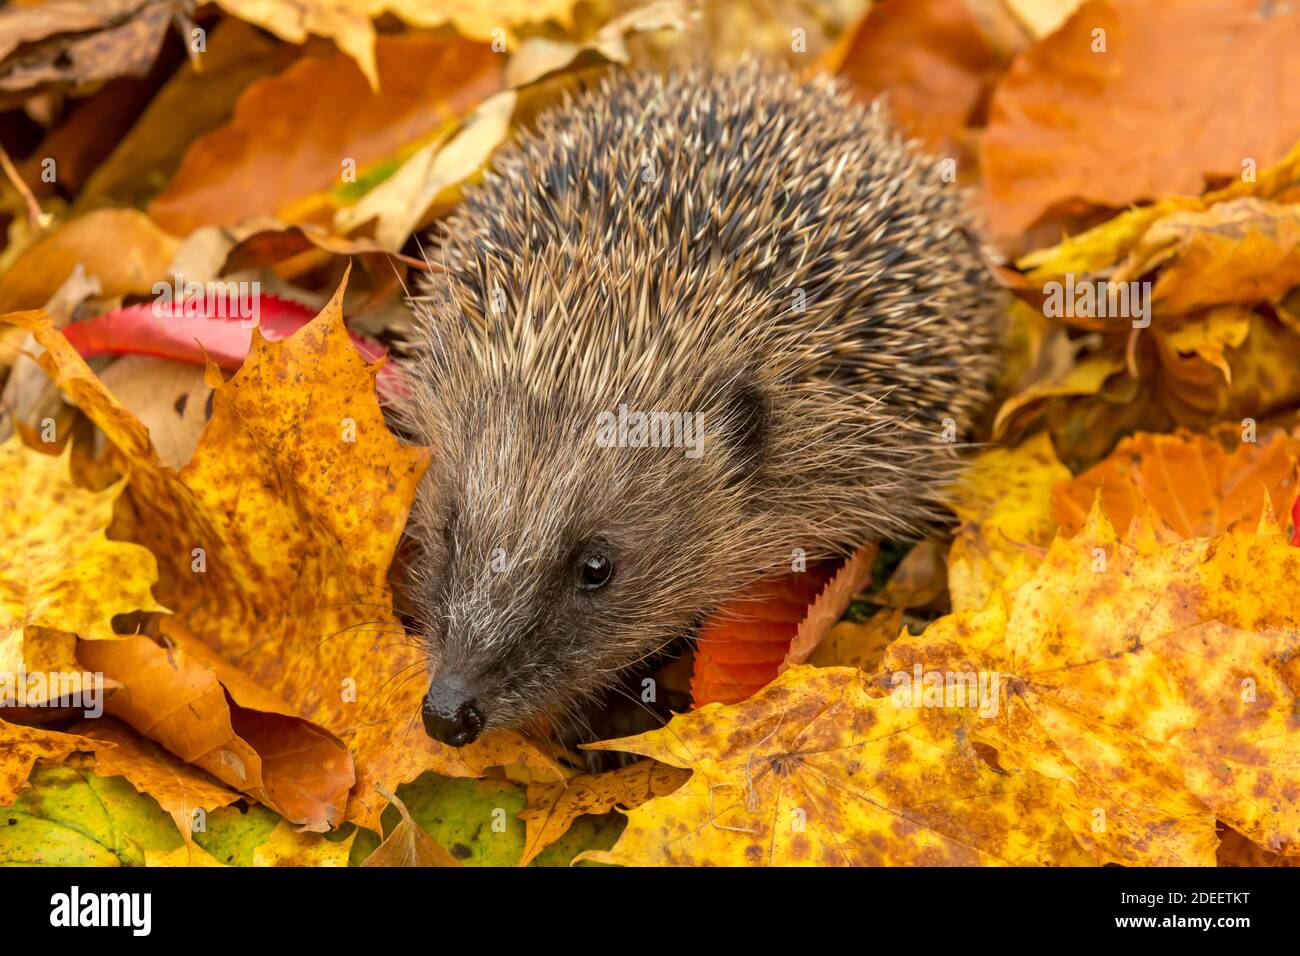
xmin=710 ymin=373 xmax=769 ymax=484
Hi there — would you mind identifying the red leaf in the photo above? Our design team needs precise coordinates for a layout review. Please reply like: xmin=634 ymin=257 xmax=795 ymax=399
xmin=690 ymin=564 xmax=834 ymax=707
xmin=61 ymin=292 xmax=406 ymax=396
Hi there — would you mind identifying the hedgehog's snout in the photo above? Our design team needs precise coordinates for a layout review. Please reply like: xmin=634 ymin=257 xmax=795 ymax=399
xmin=421 ymin=676 xmax=484 ymax=747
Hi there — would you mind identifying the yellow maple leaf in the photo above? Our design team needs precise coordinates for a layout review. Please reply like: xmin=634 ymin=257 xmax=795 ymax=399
xmin=251 ymin=820 xmax=357 ymax=867
xmin=946 ymin=432 xmax=1070 ymax=611
xmin=882 ymin=500 xmax=1300 ymax=863
xmin=579 ymin=666 xmax=1092 ymax=866
xmin=0 ymin=721 xmax=87 ymax=805
xmin=0 ymin=434 xmax=165 ymax=678
xmin=519 ymin=759 xmax=689 ymax=866
xmin=2 ymin=282 xmax=564 ymax=834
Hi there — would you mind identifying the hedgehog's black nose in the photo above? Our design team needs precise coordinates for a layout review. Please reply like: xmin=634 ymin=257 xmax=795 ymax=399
xmin=422 ymin=679 xmax=483 ymax=746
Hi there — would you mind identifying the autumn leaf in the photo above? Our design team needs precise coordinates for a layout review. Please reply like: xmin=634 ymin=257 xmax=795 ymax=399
xmin=1217 ymin=825 xmax=1300 ymax=867
xmin=0 ymin=763 xmax=183 ymax=866
xmin=882 ymin=499 xmax=1300 ymax=862
xmin=250 ymin=820 xmax=356 ymax=867
xmin=806 ymin=609 xmax=904 ymax=673
xmin=1051 ymin=429 xmax=1299 ymax=539
xmin=333 ymin=90 xmax=517 ymax=250
xmin=782 ymin=542 xmax=877 ymax=669
xmin=2 ymin=279 xmax=563 ymax=835
xmin=145 ymin=842 xmax=226 ymax=866
xmin=77 ymin=629 xmax=355 ymax=832
xmin=74 ymin=717 xmax=242 ymax=840
xmin=0 ymin=434 xmax=165 ymax=678
xmin=1001 ymin=0 xmax=1084 ymax=38
xmin=75 ymin=18 xmax=300 ymax=213
xmin=691 ymin=564 xmax=833 ymax=707
xmin=519 ymin=759 xmax=689 ymax=866
xmin=214 ymin=0 xmax=580 ymax=90
xmin=873 ymin=538 xmax=947 ymax=610
xmin=981 ymin=0 xmax=1300 ymax=241
xmin=60 ymin=291 xmax=404 ymax=397
xmin=946 ymin=432 xmax=1070 ymax=611
xmin=362 ymin=786 xmax=461 ymax=867
xmin=833 ymin=0 xmax=1012 ymax=159
xmin=582 ymin=666 xmax=1091 ymax=866
xmin=9 ymin=625 xmax=114 ymax=709
xmin=0 ymin=720 xmax=89 ymax=806
xmin=148 ymin=36 xmax=504 ymax=236
xmin=1113 ymin=199 xmax=1300 ymax=315
xmin=505 ymin=0 xmax=689 ymax=88
xmin=97 ymin=357 xmax=212 ymax=469
xmin=991 ymin=352 xmax=1126 ymax=445
xmin=0 ymin=209 xmax=178 ymax=312
xmin=0 ymin=0 xmax=178 ymax=108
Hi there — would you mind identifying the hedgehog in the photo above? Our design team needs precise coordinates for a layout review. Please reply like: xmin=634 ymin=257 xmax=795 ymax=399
xmin=403 ymin=61 xmax=1001 ymax=748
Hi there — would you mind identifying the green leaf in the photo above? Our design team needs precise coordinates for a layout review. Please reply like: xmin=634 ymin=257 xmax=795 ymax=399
xmin=0 ymin=764 xmax=181 ymax=866
xmin=192 ymin=802 xmax=281 ymax=866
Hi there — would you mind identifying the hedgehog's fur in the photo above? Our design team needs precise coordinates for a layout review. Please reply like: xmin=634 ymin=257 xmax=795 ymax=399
xmin=403 ymin=61 xmax=1000 ymax=741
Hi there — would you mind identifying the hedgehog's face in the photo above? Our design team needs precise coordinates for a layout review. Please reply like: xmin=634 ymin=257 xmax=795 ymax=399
xmin=413 ymin=376 xmax=771 ymax=745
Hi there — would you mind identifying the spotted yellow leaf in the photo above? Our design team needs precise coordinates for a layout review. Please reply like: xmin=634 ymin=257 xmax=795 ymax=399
xmin=883 ymin=499 xmax=1300 ymax=863
xmin=581 ymin=666 xmax=1092 ymax=866
xmin=0 ymin=434 xmax=165 ymax=679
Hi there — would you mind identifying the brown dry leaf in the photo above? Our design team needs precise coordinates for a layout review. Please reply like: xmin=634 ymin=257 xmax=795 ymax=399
xmin=251 ymin=820 xmax=356 ymax=867
xmin=581 ymin=666 xmax=1092 ymax=866
xmin=0 ymin=0 xmax=177 ymax=107
xmin=74 ymin=717 xmax=241 ymax=839
xmin=362 ymin=787 xmax=461 ymax=867
xmin=981 ymin=0 xmax=1300 ymax=241
xmin=98 ymin=357 xmax=211 ymax=469
xmin=221 ymin=220 xmax=430 ymax=275
xmin=518 ymin=759 xmax=690 ymax=866
xmin=834 ymin=0 xmax=1010 ymax=159
xmin=1 ymin=283 xmax=564 ymax=835
xmin=1145 ymin=309 xmax=1300 ymax=430
xmin=882 ymin=500 xmax=1300 ymax=862
xmin=77 ymin=18 xmax=301 ymax=212
xmin=149 ymin=35 xmax=504 ymax=236
xmin=78 ymin=629 xmax=355 ymax=832
xmin=1014 ymin=137 xmax=1300 ymax=287
xmin=1217 ymin=825 xmax=1300 ymax=867
xmin=991 ymin=352 xmax=1125 ymax=443
xmin=945 ymin=432 xmax=1069 ymax=611
xmin=781 ymin=541 xmax=877 ymax=669
xmin=1159 ymin=306 xmax=1251 ymax=385
xmin=0 ymin=209 xmax=178 ymax=312
xmin=873 ymin=538 xmax=947 ymax=609
xmin=806 ymin=609 xmax=904 ymax=672
xmin=0 ymin=719 xmax=88 ymax=804
xmin=1051 ymin=429 xmax=1299 ymax=540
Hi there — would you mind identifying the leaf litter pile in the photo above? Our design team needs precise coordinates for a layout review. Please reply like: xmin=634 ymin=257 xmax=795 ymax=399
xmin=1 ymin=0 xmax=1299 ymax=868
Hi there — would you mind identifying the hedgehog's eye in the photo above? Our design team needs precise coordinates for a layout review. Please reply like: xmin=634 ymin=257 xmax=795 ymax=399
xmin=576 ymin=551 xmax=614 ymax=591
